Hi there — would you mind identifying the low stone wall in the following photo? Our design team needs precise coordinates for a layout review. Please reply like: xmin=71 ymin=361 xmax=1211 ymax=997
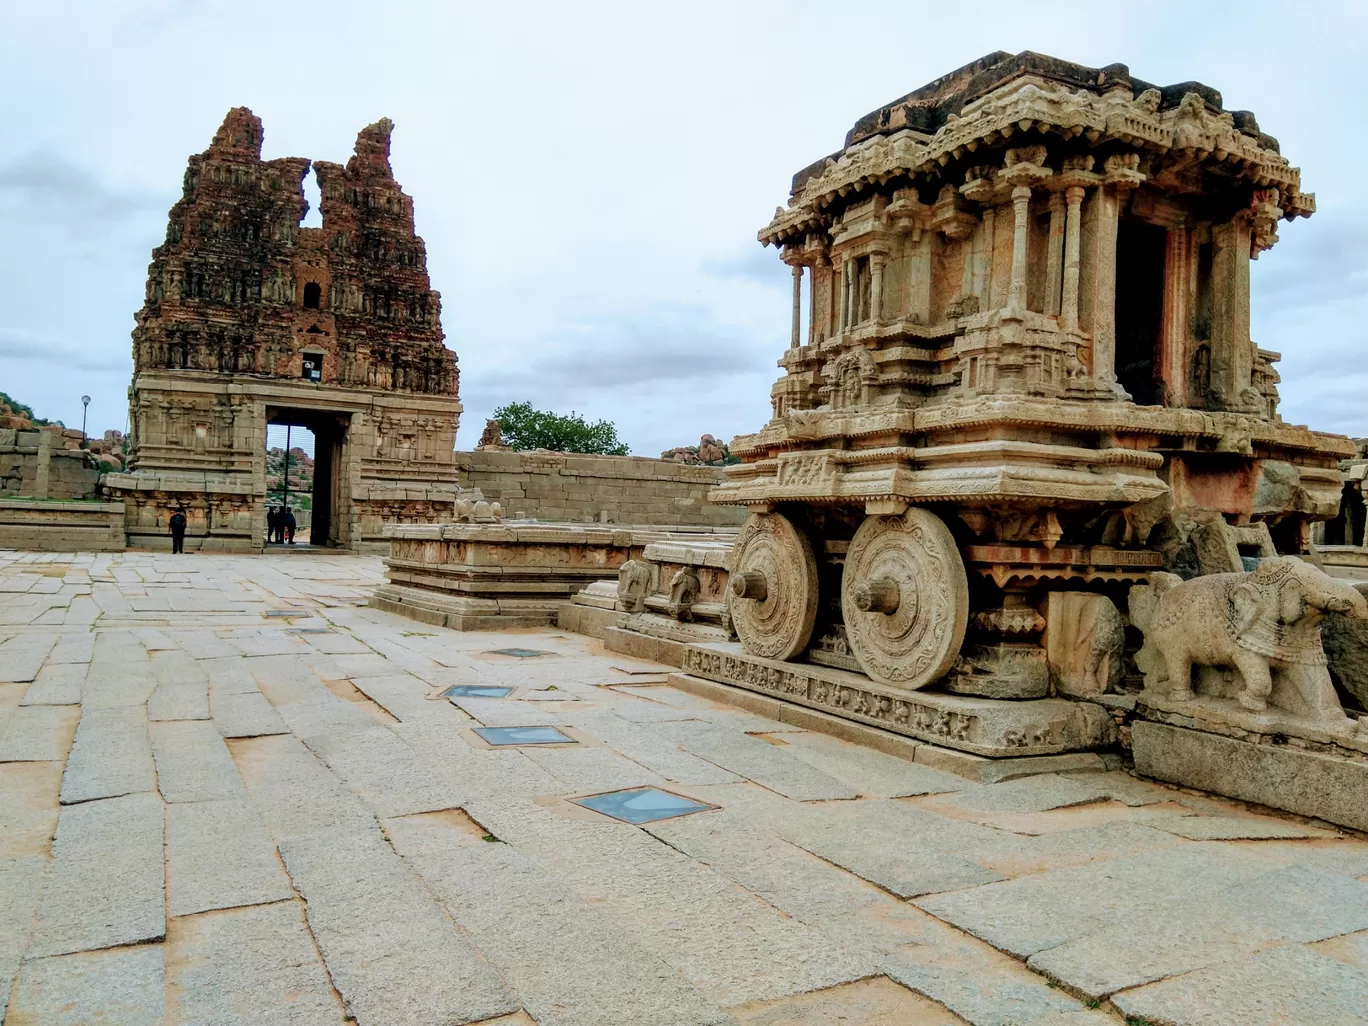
xmin=0 ymin=499 xmax=126 ymax=552
xmin=458 ymin=450 xmax=745 ymax=528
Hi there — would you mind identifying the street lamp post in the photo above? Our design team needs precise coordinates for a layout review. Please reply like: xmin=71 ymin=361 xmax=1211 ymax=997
xmin=80 ymin=396 xmax=90 ymax=444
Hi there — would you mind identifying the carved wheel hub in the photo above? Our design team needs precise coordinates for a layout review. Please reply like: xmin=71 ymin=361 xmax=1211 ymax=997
xmin=842 ymin=508 xmax=969 ymax=690
xmin=728 ymin=512 xmax=818 ymax=661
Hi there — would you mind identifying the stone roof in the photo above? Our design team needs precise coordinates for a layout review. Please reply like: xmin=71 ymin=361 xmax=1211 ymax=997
xmin=764 ymin=50 xmax=1310 ymax=248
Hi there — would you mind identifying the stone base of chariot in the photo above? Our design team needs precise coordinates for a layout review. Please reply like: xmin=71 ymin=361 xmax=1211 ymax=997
xmin=678 ymin=641 xmax=1113 ymax=758
xmin=1132 ymin=721 xmax=1368 ymax=832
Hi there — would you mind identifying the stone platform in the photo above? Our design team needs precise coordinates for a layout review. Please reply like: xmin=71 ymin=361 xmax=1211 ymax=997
xmin=373 ymin=521 xmax=738 ymax=631
xmin=677 ymin=642 xmax=1114 ymax=757
xmin=0 ymin=499 xmax=126 ymax=553
xmin=1133 ymin=721 xmax=1368 ymax=832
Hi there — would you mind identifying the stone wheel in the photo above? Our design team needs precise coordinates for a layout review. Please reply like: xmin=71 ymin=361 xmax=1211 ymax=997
xmin=727 ymin=512 xmax=819 ymax=661
xmin=841 ymin=508 xmax=969 ymax=690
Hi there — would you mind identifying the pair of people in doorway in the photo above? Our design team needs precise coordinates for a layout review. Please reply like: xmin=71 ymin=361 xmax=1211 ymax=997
xmin=267 ymin=505 xmax=297 ymax=545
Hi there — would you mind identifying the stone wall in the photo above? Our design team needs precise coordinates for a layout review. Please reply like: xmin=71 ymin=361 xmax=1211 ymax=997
xmin=0 ymin=499 xmax=126 ymax=552
xmin=0 ymin=429 xmax=102 ymax=501
xmin=458 ymin=451 xmax=746 ymax=528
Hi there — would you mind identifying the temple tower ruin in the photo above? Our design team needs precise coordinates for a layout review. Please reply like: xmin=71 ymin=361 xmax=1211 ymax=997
xmin=105 ymin=108 xmax=462 ymax=551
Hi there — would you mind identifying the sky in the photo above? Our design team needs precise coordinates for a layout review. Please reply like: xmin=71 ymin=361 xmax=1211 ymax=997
xmin=1 ymin=0 xmax=1366 ymax=455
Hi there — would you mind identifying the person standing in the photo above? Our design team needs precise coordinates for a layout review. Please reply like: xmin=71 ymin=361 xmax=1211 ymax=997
xmin=169 ymin=508 xmax=188 ymax=554
xmin=267 ymin=505 xmax=281 ymax=544
xmin=283 ymin=506 xmax=297 ymax=545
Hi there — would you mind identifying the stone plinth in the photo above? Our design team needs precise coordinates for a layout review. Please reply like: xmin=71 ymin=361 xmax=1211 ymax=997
xmin=0 ymin=500 xmax=126 ymax=552
xmin=373 ymin=522 xmax=738 ymax=631
xmin=677 ymin=641 xmax=1114 ymax=757
xmin=1133 ymin=721 xmax=1368 ymax=831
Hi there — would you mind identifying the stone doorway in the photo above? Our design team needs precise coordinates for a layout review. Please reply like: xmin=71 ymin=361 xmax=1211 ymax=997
xmin=1114 ymin=218 xmax=1168 ymax=405
xmin=264 ymin=409 xmax=351 ymax=547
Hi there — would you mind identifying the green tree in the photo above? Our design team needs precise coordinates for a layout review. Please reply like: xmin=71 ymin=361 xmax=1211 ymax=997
xmin=492 ymin=402 xmax=629 ymax=455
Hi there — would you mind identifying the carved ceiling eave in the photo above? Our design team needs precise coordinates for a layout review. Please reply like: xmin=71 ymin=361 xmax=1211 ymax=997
xmin=759 ymin=77 xmax=1311 ymax=247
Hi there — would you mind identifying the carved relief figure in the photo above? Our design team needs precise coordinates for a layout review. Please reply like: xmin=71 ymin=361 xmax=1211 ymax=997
xmin=1131 ymin=556 xmax=1367 ymax=723
xmin=616 ymin=559 xmax=652 ymax=614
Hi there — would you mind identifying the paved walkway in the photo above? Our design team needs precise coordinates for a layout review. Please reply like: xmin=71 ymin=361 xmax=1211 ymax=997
xmin=1 ymin=551 xmax=1366 ymax=1026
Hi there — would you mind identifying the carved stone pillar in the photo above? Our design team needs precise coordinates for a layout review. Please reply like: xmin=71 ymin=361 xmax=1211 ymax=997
xmin=1007 ymin=185 xmax=1032 ymax=314
xmin=1161 ymin=225 xmax=1188 ymax=406
xmin=841 ymin=259 xmax=853 ymax=330
xmin=1061 ymin=186 xmax=1085 ymax=335
xmin=1085 ymin=185 xmax=1122 ymax=385
xmin=980 ymin=207 xmax=996 ymax=308
xmin=1045 ymin=192 xmax=1065 ymax=317
xmin=808 ymin=261 xmax=819 ymax=345
xmin=869 ymin=253 xmax=885 ymax=323
xmin=1210 ymin=213 xmax=1255 ymax=410
xmin=790 ymin=265 xmax=803 ymax=349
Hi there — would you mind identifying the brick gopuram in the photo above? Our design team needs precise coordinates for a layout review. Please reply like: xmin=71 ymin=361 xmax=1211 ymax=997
xmin=104 ymin=108 xmax=461 ymax=551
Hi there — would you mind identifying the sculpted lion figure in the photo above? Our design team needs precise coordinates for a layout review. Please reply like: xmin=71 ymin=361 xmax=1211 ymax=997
xmin=1131 ymin=556 xmax=1367 ymax=721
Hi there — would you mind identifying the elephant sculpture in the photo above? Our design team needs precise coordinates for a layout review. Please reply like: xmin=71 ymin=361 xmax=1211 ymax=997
xmin=1131 ymin=556 xmax=1368 ymax=724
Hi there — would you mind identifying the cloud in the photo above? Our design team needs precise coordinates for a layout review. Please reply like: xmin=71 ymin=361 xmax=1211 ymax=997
xmin=0 ymin=333 xmax=130 ymax=373
xmin=470 ymin=301 xmax=774 ymax=399
xmin=699 ymin=245 xmax=790 ymax=289
xmin=0 ymin=149 xmax=163 ymax=227
xmin=1252 ymin=208 xmax=1368 ymax=311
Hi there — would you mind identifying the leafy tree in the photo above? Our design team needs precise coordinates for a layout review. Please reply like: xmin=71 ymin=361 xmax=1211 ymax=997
xmin=492 ymin=402 xmax=629 ymax=455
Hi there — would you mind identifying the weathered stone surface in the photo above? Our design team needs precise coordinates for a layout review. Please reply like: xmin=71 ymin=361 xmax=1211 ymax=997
xmin=28 ymin=792 xmax=165 ymax=957
xmin=915 ymin=845 xmax=1275 ymax=960
xmin=212 ymin=690 xmax=289 ymax=738
xmin=299 ymin=724 xmax=462 ymax=819
xmin=465 ymin=790 xmax=872 ymax=1007
xmin=0 ymin=855 xmax=46 ymax=1022
xmin=0 ymin=633 xmax=57 ymax=682
xmin=386 ymin=810 xmax=735 ymax=1026
xmin=60 ymin=705 xmax=156 ymax=804
xmin=728 ymin=975 xmax=968 ymax=1025
xmin=7 ymin=945 xmax=164 ymax=1026
xmin=1030 ymin=863 xmax=1368 ymax=999
xmin=164 ymin=901 xmax=346 ymax=1026
xmin=0 ymin=704 xmax=79 ymax=762
xmin=278 ymin=831 xmax=519 ymax=1026
xmin=20 ymin=662 xmax=84 ymax=705
xmin=0 ymin=761 xmax=62 ymax=857
xmin=166 ymin=798 xmax=293 ymax=916
xmin=1133 ymin=721 xmax=1368 ymax=832
xmin=778 ymin=799 xmax=1005 ymax=898
xmin=656 ymin=720 xmax=858 ymax=801
xmin=228 ymin=733 xmax=378 ymax=841
xmin=1111 ymin=944 xmax=1368 ymax=1026
xmin=151 ymin=719 xmax=247 ymax=803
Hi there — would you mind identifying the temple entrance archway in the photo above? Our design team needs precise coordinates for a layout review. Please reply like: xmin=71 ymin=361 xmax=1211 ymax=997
xmin=264 ymin=408 xmax=351 ymax=547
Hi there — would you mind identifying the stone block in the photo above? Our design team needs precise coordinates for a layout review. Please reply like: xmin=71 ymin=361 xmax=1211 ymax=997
xmin=1132 ymin=720 xmax=1368 ymax=831
xmin=680 ymin=642 xmax=1113 ymax=757
xmin=1045 ymin=592 xmax=1124 ymax=698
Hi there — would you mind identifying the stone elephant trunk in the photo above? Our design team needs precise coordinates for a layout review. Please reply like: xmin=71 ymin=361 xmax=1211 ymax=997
xmin=1131 ymin=556 xmax=1367 ymax=726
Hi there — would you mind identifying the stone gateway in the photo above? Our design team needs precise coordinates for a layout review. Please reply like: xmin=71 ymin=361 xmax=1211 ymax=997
xmin=104 ymin=108 xmax=462 ymax=551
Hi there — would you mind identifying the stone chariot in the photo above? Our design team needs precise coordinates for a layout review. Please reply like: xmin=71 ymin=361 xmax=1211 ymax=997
xmin=710 ymin=51 xmax=1348 ymax=703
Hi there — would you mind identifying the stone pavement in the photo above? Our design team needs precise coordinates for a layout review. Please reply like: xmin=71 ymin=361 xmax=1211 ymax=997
xmin=1 ymin=551 xmax=1366 ymax=1026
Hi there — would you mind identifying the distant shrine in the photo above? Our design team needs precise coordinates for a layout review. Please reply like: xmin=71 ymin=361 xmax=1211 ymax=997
xmin=104 ymin=108 xmax=462 ymax=550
